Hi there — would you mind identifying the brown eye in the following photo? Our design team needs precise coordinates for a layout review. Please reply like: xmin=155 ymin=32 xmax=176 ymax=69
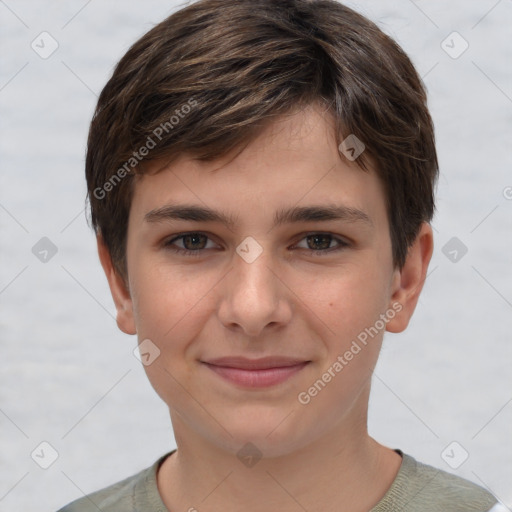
xmin=180 ymin=233 xmax=208 ymax=250
xmin=164 ymin=232 xmax=217 ymax=256
xmin=294 ymin=233 xmax=349 ymax=255
xmin=306 ymin=234 xmax=333 ymax=250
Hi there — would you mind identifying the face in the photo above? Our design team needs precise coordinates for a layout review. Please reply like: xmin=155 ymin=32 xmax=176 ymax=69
xmin=101 ymin=104 xmax=431 ymax=457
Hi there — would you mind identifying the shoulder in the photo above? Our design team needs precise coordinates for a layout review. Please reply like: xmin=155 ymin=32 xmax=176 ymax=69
xmin=56 ymin=452 xmax=172 ymax=512
xmin=373 ymin=450 xmax=498 ymax=512
xmin=56 ymin=471 xmax=141 ymax=512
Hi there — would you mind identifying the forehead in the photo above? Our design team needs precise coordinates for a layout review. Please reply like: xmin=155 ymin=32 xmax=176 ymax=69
xmin=129 ymin=105 xmax=388 ymax=231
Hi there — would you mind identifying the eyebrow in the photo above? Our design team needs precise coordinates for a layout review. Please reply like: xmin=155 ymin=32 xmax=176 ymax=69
xmin=144 ymin=203 xmax=373 ymax=229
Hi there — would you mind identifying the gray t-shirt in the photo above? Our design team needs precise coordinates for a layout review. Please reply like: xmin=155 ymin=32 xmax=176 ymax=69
xmin=57 ymin=449 xmax=498 ymax=511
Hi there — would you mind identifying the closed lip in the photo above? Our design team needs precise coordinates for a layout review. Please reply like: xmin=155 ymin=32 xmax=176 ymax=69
xmin=201 ymin=356 xmax=310 ymax=370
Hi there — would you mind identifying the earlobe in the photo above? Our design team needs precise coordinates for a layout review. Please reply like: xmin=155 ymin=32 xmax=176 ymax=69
xmin=97 ymin=235 xmax=137 ymax=335
xmin=385 ymin=223 xmax=434 ymax=333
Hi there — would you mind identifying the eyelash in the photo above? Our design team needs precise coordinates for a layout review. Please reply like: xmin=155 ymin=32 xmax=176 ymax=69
xmin=163 ymin=232 xmax=349 ymax=257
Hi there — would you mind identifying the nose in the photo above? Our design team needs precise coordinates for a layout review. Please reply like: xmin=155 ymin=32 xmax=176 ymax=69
xmin=217 ymin=246 xmax=293 ymax=338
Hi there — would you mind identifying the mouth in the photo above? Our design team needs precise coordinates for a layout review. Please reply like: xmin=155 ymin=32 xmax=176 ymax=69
xmin=200 ymin=357 xmax=311 ymax=388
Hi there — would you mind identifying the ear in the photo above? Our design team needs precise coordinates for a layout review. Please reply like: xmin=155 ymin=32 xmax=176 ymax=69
xmin=386 ymin=223 xmax=434 ymax=333
xmin=97 ymin=235 xmax=137 ymax=335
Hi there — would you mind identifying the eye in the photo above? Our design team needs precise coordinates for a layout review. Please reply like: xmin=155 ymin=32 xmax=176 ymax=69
xmin=164 ymin=232 xmax=218 ymax=256
xmin=293 ymin=233 xmax=349 ymax=255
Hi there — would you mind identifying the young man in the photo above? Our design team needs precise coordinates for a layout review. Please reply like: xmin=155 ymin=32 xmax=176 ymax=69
xmin=58 ymin=0 xmax=502 ymax=510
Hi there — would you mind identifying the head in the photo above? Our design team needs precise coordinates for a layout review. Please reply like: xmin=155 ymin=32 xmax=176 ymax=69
xmin=89 ymin=0 xmax=437 ymax=456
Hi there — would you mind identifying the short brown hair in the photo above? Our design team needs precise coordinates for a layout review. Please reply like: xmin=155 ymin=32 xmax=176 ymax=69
xmin=86 ymin=0 xmax=438 ymax=277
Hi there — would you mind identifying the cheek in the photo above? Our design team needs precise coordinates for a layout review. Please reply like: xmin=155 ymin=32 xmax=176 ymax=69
xmin=128 ymin=265 xmax=210 ymax=406
xmin=129 ymin=262 xmax=219 ymax=370
xmin=307 ymin=263 xmax=391 ymax=340
xmin=131 ymin=261 xmax=204 ymax=330
xmin=297 ymin=270 xmax=389 ymax=410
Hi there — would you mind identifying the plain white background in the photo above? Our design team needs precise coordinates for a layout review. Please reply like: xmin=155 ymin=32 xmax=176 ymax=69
xmin=1 ymin=0 xmax=511 ymax=510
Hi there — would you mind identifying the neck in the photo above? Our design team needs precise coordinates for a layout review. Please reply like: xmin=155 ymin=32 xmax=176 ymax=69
xmin=157 ymin=408 xmax=401 ymax=512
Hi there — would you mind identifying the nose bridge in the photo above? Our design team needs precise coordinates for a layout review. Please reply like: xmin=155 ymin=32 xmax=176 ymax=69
xmin=231 ymin=239 xmax=278 ymax=305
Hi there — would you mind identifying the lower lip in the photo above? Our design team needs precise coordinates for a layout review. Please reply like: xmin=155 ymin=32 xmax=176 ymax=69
xmin=202 ymin=362 xmax=310 ymax=388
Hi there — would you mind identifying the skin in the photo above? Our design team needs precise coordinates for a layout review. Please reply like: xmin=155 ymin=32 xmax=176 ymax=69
xmin=99 ymin=103 xmax=433 ymax=512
